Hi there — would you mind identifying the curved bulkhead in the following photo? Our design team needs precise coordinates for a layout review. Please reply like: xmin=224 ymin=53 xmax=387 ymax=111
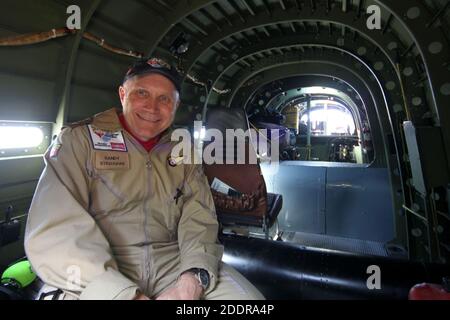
xmin=1 ymin=0 xmax=450 ymax=299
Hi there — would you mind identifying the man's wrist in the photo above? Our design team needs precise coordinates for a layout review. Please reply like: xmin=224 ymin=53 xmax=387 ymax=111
xmin=177 ymin=273 xmax=205 ymax=299
xmin=181 ymin=268 xmax=210 ymax=291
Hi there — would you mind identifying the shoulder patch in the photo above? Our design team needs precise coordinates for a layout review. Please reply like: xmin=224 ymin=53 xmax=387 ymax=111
xmin=88 ymin=125 xmax=128 ymax=152
xmin=49 ymin=143 xmax=62 ymax=159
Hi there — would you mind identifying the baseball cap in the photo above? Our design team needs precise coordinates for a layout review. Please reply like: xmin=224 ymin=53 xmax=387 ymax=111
xmin=123 ymin=57 xmax=182 ymax=93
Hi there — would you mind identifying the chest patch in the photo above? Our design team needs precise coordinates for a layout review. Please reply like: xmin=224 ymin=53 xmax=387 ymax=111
xmin=88 ymin=125 xmax=128 ymax=152
xmin=95 ymin=151 xmax=130 ymax=170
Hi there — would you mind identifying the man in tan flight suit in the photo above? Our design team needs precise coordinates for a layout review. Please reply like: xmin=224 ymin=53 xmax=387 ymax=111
xmin=24 ymin=58 xmax=264 ymax=300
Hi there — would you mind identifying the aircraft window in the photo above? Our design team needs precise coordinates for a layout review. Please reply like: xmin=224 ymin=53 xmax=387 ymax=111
xmin=300 ymin=101 xmax=356 ymax=136
xmin=0 ymin=123 xmax=51 ymax=158
xmin=278 ymin=99 xmax=370 ymax=163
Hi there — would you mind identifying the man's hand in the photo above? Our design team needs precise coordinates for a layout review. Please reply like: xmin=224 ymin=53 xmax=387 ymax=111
xmin=155 ymin=272 xmax=204 ymax=300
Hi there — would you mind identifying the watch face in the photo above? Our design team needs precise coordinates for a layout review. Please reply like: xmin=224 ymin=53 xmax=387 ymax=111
xmin=198 ymin=269 xmax=210 ymax=288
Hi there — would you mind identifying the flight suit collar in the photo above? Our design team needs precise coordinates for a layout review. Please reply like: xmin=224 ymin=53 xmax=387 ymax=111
xmin=91 ymin=108 xmax=123 ymax=132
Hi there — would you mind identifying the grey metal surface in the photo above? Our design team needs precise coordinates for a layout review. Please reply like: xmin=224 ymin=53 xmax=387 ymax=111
xmin=403 ymin=121 xmax=449 ymax=196
xmin=261 ymin=162 xmax=326 ymax=234
xmin=403 ymin=121 xmax=427 ymax=195
xmin=282 ymin=231 xmax=391 ymax=258
xmin=261 ymin=161 xmax=395 ymax=242
xmin=326 ymin=166 xmax=395 ymax=242
xmin=284 ymin=161 xmax=369 ymax=168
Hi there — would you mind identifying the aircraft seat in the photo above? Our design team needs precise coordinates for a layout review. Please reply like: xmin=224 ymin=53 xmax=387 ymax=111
xmin=202 ymin=106 xmax=283 ymax=238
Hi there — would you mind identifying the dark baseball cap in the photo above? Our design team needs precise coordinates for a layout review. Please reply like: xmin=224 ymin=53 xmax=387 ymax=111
xmin=123 ymin=57 xmax=182 ymax=93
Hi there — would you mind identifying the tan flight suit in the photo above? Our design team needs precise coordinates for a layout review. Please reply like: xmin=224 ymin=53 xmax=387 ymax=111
xmin=24 ymin=108 xmax=264 ymax=300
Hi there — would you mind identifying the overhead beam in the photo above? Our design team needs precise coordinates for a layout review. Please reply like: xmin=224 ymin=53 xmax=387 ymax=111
xmin=181 ymin=5 xmax=416 ymax=89
xmin=261 ymin=25 xmax=271 ymax=37
xmin=179 ymin=11 xmax=427 ymax=126
xmin=241 ymin=0 xmax=255 ymax=16
xmin=194 ymin=32 xmax=425 ymax=125
xmin=252 ymin=28 xmax=263 ymax=42
xmin=426 ymin=1 xmax=450 ymax=28
xmin=177 ymin=22 xmax=204 ymax=45
xmin=240 ymin=59 xmax=251 ymax=67
xmin=216 ymin=41 xmax=231 ymax=51
xmin=228 ymin=0 xmax=247 ymax=23
xmin=53 ymin=0 xmax=102 ymax=134
xmin=274 ymin=24 xmax=285 ymax=36
xmin=213 ymin=3 xmax=234 ymax=27
xmin=199 ymin=8 xmax=222 ymax=31
xmin=230 ymin=34 xmax=245 ymax=47
xmin=134 ymin=0 xmax=167 ymax=22
xmin=261 ymin=0 xmax=272 ymax=16
xmin=94 ymin=13 xmax=146 ymax=45
xmin=357 ymin=0 xmax=364 ymax=18
xmin=239 ymin=32 xmax=253 ymax=45
xmin=138 ymin=0 xmax=449 ymax=169
xmin=289 ymin=22 xmax=296 ymax=33
xmin=185 ymin=16 xmax=209 ymax=36
xmin=382 ymin=14 xmax=393 ymax=34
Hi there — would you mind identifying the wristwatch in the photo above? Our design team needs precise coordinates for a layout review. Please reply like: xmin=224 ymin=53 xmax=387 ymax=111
xmin=184 ymin=268 xmax=210 ymax=290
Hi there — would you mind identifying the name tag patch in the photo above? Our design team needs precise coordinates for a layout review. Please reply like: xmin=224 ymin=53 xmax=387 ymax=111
xmin=95 ymin=151 xmax=130 ymax=170
xmin=88 ymin=125 xmax=127 ymax=152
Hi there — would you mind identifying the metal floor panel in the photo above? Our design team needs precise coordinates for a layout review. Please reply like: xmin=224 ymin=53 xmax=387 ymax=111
xmin=282 ymin=231 xmax=392 ymax=257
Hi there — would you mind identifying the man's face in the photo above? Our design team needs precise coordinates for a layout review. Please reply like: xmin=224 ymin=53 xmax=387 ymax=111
xmin=119 ymin=73 xmax=180 ymax=141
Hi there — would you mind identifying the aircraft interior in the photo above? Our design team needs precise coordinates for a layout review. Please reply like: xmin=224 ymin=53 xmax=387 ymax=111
xmin=0 ymin=0 xmax=450 ymax=300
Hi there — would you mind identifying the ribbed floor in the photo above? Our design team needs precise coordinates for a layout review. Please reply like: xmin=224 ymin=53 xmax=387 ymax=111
xmin=222 ymin=225 xmax=407 ymax=258
xmin=282 ymin=231 xmax=402 ymax=258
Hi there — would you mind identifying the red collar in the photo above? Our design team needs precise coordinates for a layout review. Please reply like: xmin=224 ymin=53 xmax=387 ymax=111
xmin=119 ymin=114 xmax=160 ymax=152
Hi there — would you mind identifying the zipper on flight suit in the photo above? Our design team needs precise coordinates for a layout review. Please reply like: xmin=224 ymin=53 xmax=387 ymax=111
xmin=143 ymin=136 xmax=171 ymax=296
xmin=120 ymin=131 xmax=153 ymax=295
xmin=122 ymin=130 xmax=170 ymax=297
xmin=143 ymin=153 xmax=152 ymax=295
